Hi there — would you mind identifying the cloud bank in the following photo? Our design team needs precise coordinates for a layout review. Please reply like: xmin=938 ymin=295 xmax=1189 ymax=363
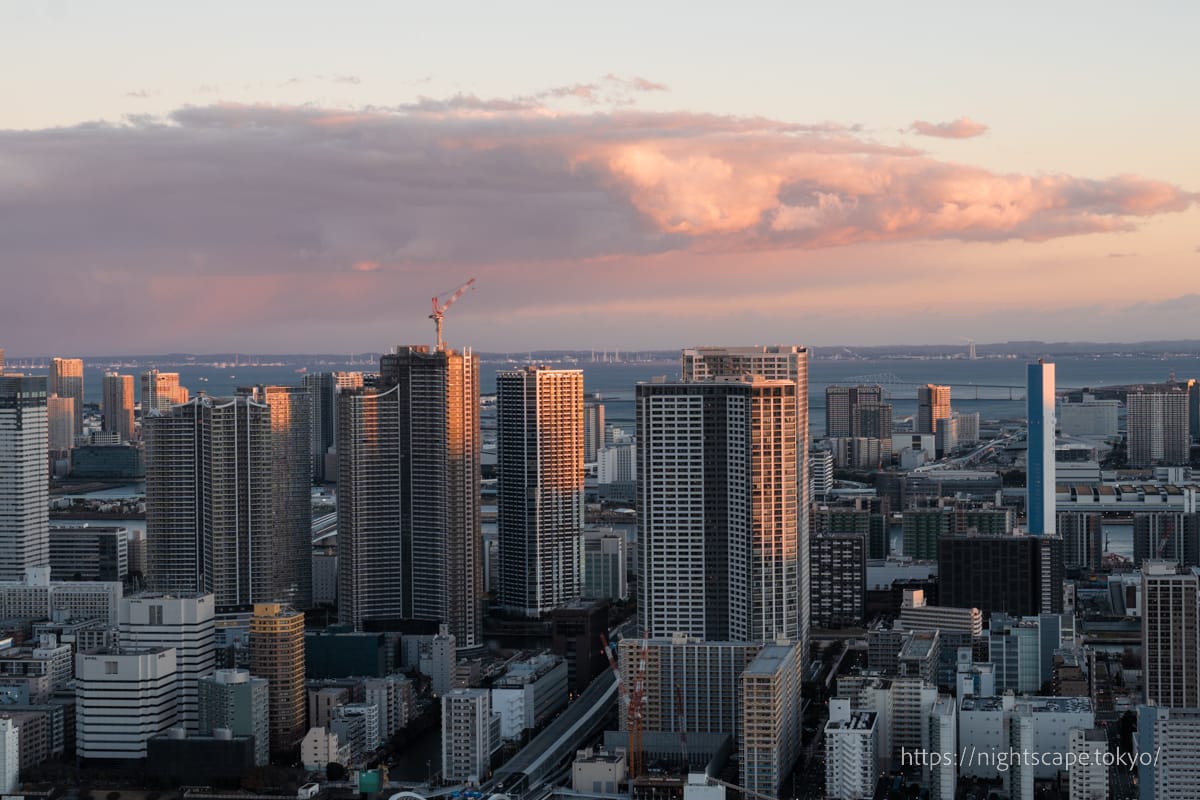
xmin=910 ymin=117 xmax=989 ymax=139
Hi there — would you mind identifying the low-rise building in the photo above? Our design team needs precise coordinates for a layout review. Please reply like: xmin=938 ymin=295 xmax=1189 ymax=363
xmin=491 ymin=654 xmax=568 ymax=741
xmin=958 ymin=695 xmax=1094 ymax=780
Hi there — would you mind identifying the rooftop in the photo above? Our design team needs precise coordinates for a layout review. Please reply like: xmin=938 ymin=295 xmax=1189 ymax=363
xmin=827 ymin=711 xmax=878 ymax=731
xmin=960 ymin=695 xmax=1093 ymax=714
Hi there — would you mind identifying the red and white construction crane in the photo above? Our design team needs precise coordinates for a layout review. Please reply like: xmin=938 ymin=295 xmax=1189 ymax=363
xmin=429 ymin=278 xmax=476 ymax=350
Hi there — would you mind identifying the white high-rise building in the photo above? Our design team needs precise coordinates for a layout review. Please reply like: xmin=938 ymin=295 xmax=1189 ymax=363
xmin=1128 ymin=390 xmax=1191 ymax=467
xmin=497 ymin=367 xmax=584 ymax=617
xmin=928 ymin=696 xmax=957 ymax=800
xmin=0 ymin=716 xmax=18 ymax=794
xmin=144 ymin=397 xmax=273 ymax=604
xmin=1142 ymin=562 xmax=1200 ymax=709
xmin=118 ymin=594 xmax=216 ymax=734
xmin=0 ymin=377 xmax=49 ymax=581
xmin=442 ymin=689 xmax=498 ymax=784
xmin=636 ymin=376 xmax=798 ymax=641
xmin=1138 ymin=706 xmax=1200 ymax=800
xmin=680 ymin=346 xmax=809 ymax=660
xmin=1067 ymin=727 xmax=1108 ymax=800
xmin=75 ymin=647 xmax=179 ymax=760
xmin=824 ymin=699 xmax=878 ymax=800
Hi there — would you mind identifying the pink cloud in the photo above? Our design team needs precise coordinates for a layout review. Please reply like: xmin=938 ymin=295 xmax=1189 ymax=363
xmin=909 ymin=117 xmax=989 ymax=139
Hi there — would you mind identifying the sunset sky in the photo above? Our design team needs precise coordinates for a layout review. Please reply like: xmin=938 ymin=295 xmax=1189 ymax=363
xmin=3 ymin=2 xmax=1198 ymax=355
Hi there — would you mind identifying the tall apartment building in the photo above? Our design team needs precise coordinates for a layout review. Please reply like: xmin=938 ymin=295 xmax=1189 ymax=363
xmin=810 ymin=533 xmax=867 ymax=629
xmin=497 ymin=367 xmax=584 ymax=617
xmin=582 ymin=530 xmax=627 ymax=602
xmin=102 ymin=372 xmax=135 ymax=443
xmin=584 ymin=396 xmax=606 ymax=464
xmin=1127 ymin=390 xmax=1191 ymax=467
xmin=198 ymin=668 xmax=270 ymax=765
xmin=144 ymin=396 xmax=273 ymax=605
xmin=337 ymin=347 xmax=482 ymax=649
xmin=824 ymin=701 xmax=879 ymax=800
xmin=140 ymin=370 xmax=189 ymax=413
xmin=0 ymin=716 xmax=16 ymax=794
xmin=49 ymin=358 xmax=83 ymax=438
xmin=1132 ymin=512 xmax=1200 ymax=567
xmin=740 ymin=644 xmax=802 ymax=799
xmin=1142 ymin=562 xmax=1200 ymax=709
xmin=46 ymin=394 xmax=75 ymax=456
xmin=637 ymin=377 xmax=799 ymax=641
xmin=249 ymin=603 xmax=306 ymax=754
xmin=938 ymin=535 xmax=1063 ymax=617
xmin=928 ymin=696 xmax=957 ymax=800
xmin=302 ymin=371 xmax=363 ymax=481
xmin=825 ymin=385 xmax=884 ymax=438
xmin=442 ymin=689 xmax=498 ymax=783
xmin=1058 ymin=512 xmax=1103 ymax=571
xmin=1137 ymin=705 xmax=1200 ymax=800
xmin=118 ymin=594 xmax=216 ymax=734
xmin=1067 ymin=727 xmax=1108 ymax=800
xmin=75 ymin=647 xmax=178 ymax=761
xmin=255 ymin=385 xmax=313 ymax=609
xmin=0 ymin=377 xmax=49 ymax=581
xmin=917 ymin=385 xmax=951 ymax=436
xmin=1027 ymin=361 xmax=1056 ymax=536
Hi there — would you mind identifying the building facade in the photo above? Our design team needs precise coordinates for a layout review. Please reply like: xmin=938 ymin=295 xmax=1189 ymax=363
xmin=0 ymin=377 xmax=49 ymax=581
xmin=198 ymin=668 xmax=270 ymax=765
xmin=1142 ymin=562 xmax=1200 ymax=709
xmin=102 ymin=372 xmax=136 ymax=443
xmin=917 ymin=385 xmax=951 ymax=436
xmin=249 ymin=603 xmax=306 ymax=754
xmin=49 ymin=358 xmax=83 ymax=438
xmin=1027 ymin=362 xmax=1056 ymax=536
xmin=75 ymin=647 xmax=179 ymax=761
xmin=1128 ymin=390 xmax=1191 ymax=467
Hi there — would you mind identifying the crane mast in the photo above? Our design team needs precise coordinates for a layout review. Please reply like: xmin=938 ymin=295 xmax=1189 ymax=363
xmin=430 ymin=277 xmax=476 ymax=350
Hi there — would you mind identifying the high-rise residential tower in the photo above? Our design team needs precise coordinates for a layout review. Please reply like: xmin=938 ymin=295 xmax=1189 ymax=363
xmin=140 ymin=370 xmax=189 ymax=413
xmin=1142 ymin=562 xmax=1200 ymax=709
xmin=337 ymin=347 xmax=482 ymax=648
xmin=49 ymin=357 xmax=83 ymax=437
xmin=825 ymin=385 xmax=884 ymax=438
xmin=583 ymin=396 xmax=606 ymax=464
xmin=637 ymin=377 xmax=800 ymax=641
xmin=47 ymin=394 xmax=75 ymax=454
xmin=0 ymin=377 xmax=49 ymax=581
xmin=917 ymin=385 xmax=951 ymax=436
xmin=1127 ymin=390 xmax=1190 ymax=467
xmin=144 ymin=396 xmax=273 ymax=605
xmin=249 ymin=603 xmax=306 ymax=755
xmin=680 ymin=346 xmax=809 ymax=657
xmin=1027 ymin=361 xmax=1056 ymax=536
xmin=302 ymin=371 xmax=363 ymax=481
xmin=497 ymin=367 xmax=584 ymax=617
xmin=102 ymin=372 xmax=136 ymax=443
xmin=255 ymin=385 xmax=313 ymax=609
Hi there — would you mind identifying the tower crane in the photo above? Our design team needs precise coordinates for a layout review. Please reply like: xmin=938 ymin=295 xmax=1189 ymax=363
xmin=430 ymin=278 xmax=476 ymax=350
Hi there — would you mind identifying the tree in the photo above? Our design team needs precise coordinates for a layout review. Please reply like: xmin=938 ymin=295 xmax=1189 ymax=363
xmin=327 ymin=762 xmax=348 ymax=781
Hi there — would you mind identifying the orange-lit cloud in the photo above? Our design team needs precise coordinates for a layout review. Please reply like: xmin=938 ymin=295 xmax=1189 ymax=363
xmin=1 ymin=93 xmax=1196 ymax=353
xmin=909 ymin=117 xmax=989 ymax=139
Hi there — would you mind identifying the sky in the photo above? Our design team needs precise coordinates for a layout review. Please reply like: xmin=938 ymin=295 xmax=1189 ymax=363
xmin=2 ymin=1 xmax=1199 ymax=355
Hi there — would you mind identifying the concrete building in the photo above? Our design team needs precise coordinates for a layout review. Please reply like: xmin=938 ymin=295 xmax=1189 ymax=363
xmin=681 ymin=346 xmax=810 ymax=665
xmin=118 ymin=594 xmax=216 ymax=734
xmin=302 ymin=371 xmax=363 ymax=482
xmin=988 ymin=616 xmax=1044 ymax=694
xmin=957 ymin=694 xmax=1094 ymax=780
xmin=740 ymin=643 xmax=802 ymax=799
xmin=1027 ymin=361 xmax=1056 ymax=536
xmin=1137 ymin=705 xmax=1200 ymax=800
xmin=139 ymin=370 xmax=188 ymax=413
xmin=442 ymin=688 xmax=499 ymax=784
xmin=421 ymin=627 xmax=457 ymax=697
xmin=582 ymin=529 xmax=627 ymax=602
xmin=0 ymin=566 xmax=122 ymax=625
xmin=810 ymin=449 xmax=835 ymax=500
xmin=937 ymin=534 xmax=1063 ymax=617
xmin=637 ymin=377 xmax=799 ymax=641
xmin=331 ymin=702 xmax=382 ymax=762
xmin=338 ymin=347 xmax=482 ymax=650
xmin=0 ymin=377 xmax=49 ymax=582
xmin=1132 ymin=512 xmax=1200 ymax=568
xmin=596 ymin=443 xmax=636 ymax=486
xmin=1142 ymin=562 xmax=1200 ymax=708
xmin=198 ymin=668 xmax=269 ymax=765
xmin=144 ymin=396 xmax=273 ymax=604
xmin=1128 ymin=390 xmax=1191 ymax=467
xmin=1057 ymin=396 xmax=1120 ymax=440
xmin=825 ymin=385 xmax=884 ymax=439
xmin=0 ymin=716 xmax=17 ymax=794
xmin=363 ymin=674 xmax=413 ymax=742
xmin=102 ymin=372 xmax=135 ymax=443
xmin=916 ymin=385 xmax=951 ymax=436
xmin=928 ymin=696 xmax=956 ymax=800
xmin=48 ymin=525 xmax=129 ymax=582
xmin=1067 ymin=727 xmax=1108 ymax=800
xmin=75 ymin=647 xmax=179 ymax=760
xmin=810 ymin=533 xmax=867 ymax=629
xmin=48 ymin=358 xmax=83 ymax=438
xmin=490 ymin=654 xmax=568 ymax=740
xmin=954 ymin=411 xmax=980 ymax=445
xmin=497 ymin=367 xmax=584 ymax=617
xmin=46 ymin=394 xmax=74 ymax=461
xmin=824 ymin=702 xmax=878 ymax=800
xmin=572 ymin=746 xmax=626 ymax=795
xmin=1058 ymin=512 xmax=1104 ymax=571
xmin=617 ymin=638 xmax=762 ymax=743
xmin=584 ymin=397 xmax=606 ymax=464
xmin=249 ymin=603 xmax=306 ymax=754
xmin=254 ymin=385 xmax=313 ymax=609
xmin=300 ymin=726 xmax=350 ymax=771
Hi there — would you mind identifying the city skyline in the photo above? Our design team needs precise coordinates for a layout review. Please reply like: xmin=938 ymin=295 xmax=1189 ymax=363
xmin=3 ymin=5 xmax=1200 ymax=354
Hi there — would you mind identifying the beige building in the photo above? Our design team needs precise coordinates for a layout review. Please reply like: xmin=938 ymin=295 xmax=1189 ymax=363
xmin=741 ymin=643 xmax=802 ymax=799
xmin=49 ymin=358 xmax=83 ymax=437
xmin=917 ymin=384 xmax=951 ymax=436
xmin=249 ymin=603 xmax=306 ymax=754
xmin=102 ymin=372 xmax=135 ymax=442
xmin=140 ymin=370 xmax=189 ymax=412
